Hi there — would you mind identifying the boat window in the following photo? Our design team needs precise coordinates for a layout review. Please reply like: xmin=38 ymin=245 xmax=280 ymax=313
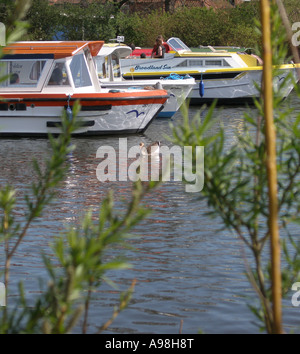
xmin=94 ymin=56 xmax=108 ymax=79
xmin=94 ymin=54 xmax=121 ymax=81
xmin=30 ymin=61 xmax=46 ymax=80
xmin=47 ymin=62 xmax=70 ymax=86
xmin=48 ymin=62 xmax=70 ymax=86
xmin=0 ymin=59 xmax=47 ymax=87
xmin=70 ymin=54 xmax=92 ymax=88
xmin=205 ymin=60 xmax=222 ymax=66
xmin=188 ymin=60 xmax=203 ymax=67
xmin=176 ymin=59 xmax=203 ymax=67
xmin=176 ymin=60 xmax=188 ymax=67
xmin=112 ymin=54 xmax=121 ymax=79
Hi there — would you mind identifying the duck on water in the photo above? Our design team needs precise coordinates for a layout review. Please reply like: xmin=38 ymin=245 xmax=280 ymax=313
xmin=139 ymin=141 xmax=161 ymax=156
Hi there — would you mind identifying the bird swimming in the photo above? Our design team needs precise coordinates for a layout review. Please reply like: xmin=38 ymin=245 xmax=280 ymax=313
xmin=139 ymin=141 xmax=160 ymax=156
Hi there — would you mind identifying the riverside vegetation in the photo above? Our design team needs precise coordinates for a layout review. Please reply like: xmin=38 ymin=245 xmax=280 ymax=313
xmin=0 ymin=0 xmax=299 ymax=49
xmin=0 ymin=0 xmax=300 ymax=334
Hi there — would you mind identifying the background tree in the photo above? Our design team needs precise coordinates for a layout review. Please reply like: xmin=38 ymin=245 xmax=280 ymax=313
xmin=56 ymin=1 xmax=116 ymax=41
xmin=25 ymin=0 xmax=60 ymax=40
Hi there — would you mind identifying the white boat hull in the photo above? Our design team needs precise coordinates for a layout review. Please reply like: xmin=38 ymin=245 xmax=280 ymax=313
xmin=187 ymin=67 xmax=298 ymax=104
xmin=121 ymin=64 xmax=298 ymax=105
xmin=0 ymin=104 xmax=164 ymax=136
xmin=100 ymin=78 xmax=195 ymax=117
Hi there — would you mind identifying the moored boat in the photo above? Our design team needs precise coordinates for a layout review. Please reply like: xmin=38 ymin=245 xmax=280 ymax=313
xmin=94 ymin=43 xmax=195 ymax=117
xmin=120 ymin=37 xmax=300 ymax=105
xmin=0 ymin=41 xmax=169 ymax=136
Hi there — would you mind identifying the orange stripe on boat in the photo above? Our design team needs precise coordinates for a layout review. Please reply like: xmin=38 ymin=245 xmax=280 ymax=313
xmin=0 ymin=90 xmax=169 ymax=107
xmin=3 ymin=41 xmax=104 ymax=59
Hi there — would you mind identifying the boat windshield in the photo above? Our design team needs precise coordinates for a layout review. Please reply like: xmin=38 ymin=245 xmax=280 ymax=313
xmin=94 ymin=56 xmax=107 ymax=79
xmin=111 ymin=54 xmax=121 ymax=79
xmin=94 ymin=53 xmax=121 ymax=81
xmin=167 ymin=38 xmax=191 ymax=52
xmin=70 ymin=53 xmax=92 ymax=88
xmin=0 ymin=59 xmax=46 ymax=88
xmin=47 ymin=62 xmax=70 ymax=86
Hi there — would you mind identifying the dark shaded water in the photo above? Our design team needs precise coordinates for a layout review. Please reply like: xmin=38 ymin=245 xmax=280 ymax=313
xmin=0 ymin=92 xmax=300 ymax=334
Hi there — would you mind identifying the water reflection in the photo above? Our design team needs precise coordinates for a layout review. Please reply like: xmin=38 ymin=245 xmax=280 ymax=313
xmin=0 ymin=91 xmax=299 ymax=333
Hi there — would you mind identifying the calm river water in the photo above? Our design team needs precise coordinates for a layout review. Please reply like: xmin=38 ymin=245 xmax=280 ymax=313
xmin=1 ymin=91 xmax=300 ymax=334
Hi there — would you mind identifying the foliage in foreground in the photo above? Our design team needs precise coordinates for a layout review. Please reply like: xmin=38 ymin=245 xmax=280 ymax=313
xmin=0 ymin=1 xmax=160 ymax=333
xmin=0 ymin=99 xmax=160 ymax=333
xmin=1 ymin=0 xmax=300 ymax=335
xmin=169 ymin=3 xmax=300 ymax=333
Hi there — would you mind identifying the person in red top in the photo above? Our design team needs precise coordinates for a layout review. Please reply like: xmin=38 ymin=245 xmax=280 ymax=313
xmin=151 ymin=35 xmax=170 ymax=58
xmin=161 ymin=35 xmax=170 ymax=53
xmin=151 ymin=37 xmax=165 ymax=58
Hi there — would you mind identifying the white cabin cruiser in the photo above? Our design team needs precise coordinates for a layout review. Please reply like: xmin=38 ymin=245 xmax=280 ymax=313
xmin=0 ymin=41 xmax=169 ymax=137
xmin=120 ymin=37 xmax=300 ymax=105
xmin=94 ymin=43 xmax=195 ymax=117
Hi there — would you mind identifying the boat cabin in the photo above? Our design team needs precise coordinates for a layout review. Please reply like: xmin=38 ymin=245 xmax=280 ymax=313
xmin=0 ymin=41 xmax=104 ymax=93
xmin=94 ymin=43 xmax=131 ymax=82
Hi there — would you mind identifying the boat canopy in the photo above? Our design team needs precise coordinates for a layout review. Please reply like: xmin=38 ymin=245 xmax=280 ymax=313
xmin=95 ymin=44 xmax=133 ymax=81
xmin=0 ymin=41 xmax=99 ymax=90
xmin=2 ymin=41 xmax=104 ymax=59
xmin=98 ymin=44 xmax=132 ymax=58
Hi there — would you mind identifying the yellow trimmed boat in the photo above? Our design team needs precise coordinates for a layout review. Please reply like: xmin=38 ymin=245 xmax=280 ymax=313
xmin=120 ymin=37 xmax=300 ymax=105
